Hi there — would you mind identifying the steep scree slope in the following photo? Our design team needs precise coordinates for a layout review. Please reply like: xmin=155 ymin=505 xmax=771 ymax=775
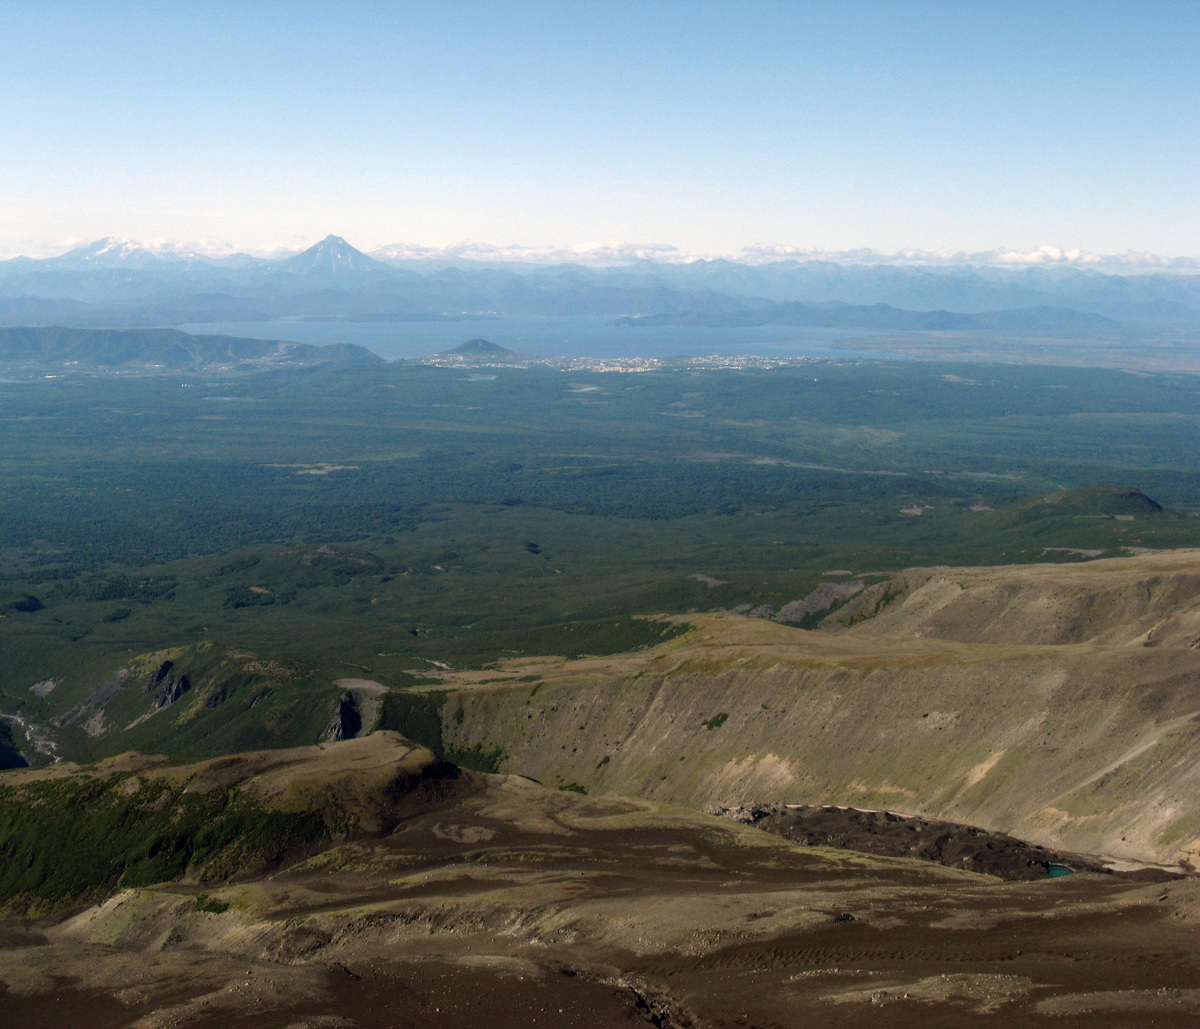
xmin=414 ymin=550 xmax=1200 ymax=867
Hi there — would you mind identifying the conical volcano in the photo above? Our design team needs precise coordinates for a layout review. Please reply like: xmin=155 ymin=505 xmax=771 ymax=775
xmin=284 ymin=235 xmax=388 ymax=275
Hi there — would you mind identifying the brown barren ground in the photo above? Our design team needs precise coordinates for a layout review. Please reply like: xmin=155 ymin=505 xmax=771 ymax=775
xmin=4 ymin=751 xmax=1200 ymax=1028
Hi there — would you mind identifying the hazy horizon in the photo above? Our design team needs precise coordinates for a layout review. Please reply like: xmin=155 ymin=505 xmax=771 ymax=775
xmin=3 ymin=1 xmax=1196 ymax=260
xmin=5 ymin=233 xmax=1200 ymax=273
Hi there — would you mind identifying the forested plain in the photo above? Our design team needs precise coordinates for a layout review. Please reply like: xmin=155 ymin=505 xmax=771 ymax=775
xmin=4 ymin=355 xmax=1200 ymax=763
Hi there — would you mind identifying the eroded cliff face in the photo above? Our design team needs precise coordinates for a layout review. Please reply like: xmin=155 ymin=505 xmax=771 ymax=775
xmin=421 ymin=551 xmax=1200 ymax=867
xmin=823 ymin=549 xmax=1200 ymax=648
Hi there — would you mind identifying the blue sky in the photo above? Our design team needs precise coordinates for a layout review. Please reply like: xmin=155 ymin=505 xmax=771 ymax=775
xmin=1 ymin=1 xmax=1197 ymax=258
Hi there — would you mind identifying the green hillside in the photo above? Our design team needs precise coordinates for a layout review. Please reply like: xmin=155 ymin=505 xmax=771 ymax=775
xmin=0 ymin=326 xmax=381 ymax=370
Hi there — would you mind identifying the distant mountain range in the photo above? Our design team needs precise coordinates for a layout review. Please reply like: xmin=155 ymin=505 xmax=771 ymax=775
xmin=616 ymin=302 xmax=1120 ymax=334
xmin=1 ymin=234 xmax=1198 ymax=334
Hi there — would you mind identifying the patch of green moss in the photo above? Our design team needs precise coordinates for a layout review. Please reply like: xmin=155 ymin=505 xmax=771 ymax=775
xmin=703 ymin=712 xmax=729 ymax=731
xmin=550 ymin=777 xmax=587 ymax=794
xmin=375 ymin=691 xmax=505 ymax=773
xmin=1155 ymin=815 xmax=1200 ymax=848
xmin=444 ymin=742 xmax=506 ymax=774
xmin=193 ymin=893 xmax=230 ymax=913
xmin=377 ymin=691 xmax=446 ymax=753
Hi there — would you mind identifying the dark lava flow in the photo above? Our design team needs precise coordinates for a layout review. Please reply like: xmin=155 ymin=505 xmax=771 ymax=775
xmin=718 ymin=803 xmax=1181 ymax=881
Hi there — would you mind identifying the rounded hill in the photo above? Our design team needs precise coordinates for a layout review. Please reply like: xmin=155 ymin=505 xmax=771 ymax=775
xmin=439 ymin=338 xmax=514 ymax=357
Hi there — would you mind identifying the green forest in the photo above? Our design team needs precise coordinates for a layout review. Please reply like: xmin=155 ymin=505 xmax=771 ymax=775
xmin=3 ymin=356 xmax=1200 ymax=764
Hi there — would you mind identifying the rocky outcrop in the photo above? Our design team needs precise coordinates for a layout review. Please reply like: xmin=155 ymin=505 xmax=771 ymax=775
xmin=319 ymin=691 xmax=364 ymax=743
xmin=144 ymin=660 xmax=191 ymax=710
xmin=774 ymin=580 xmax=864 ymax=624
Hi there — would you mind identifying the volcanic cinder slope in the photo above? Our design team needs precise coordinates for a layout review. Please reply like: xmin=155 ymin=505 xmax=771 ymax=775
xmin=422 ymin=549 xmax=1200 ymax=868
xmin=6 ymin=732 xmax=1200 ymax=1028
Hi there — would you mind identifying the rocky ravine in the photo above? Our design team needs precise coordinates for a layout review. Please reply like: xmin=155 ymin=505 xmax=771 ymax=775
xmin=417 ymin=549 xmax=1200 ymax=868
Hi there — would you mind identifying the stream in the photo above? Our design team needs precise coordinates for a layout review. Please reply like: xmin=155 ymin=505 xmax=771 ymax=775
xmin=0 ymin=711 xmax=60 ymax=763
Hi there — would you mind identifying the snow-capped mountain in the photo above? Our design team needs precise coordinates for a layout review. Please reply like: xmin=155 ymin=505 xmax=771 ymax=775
xmin=47 ymin=237 xmax=240 ymax=269
xmin=369 ymin=240 xmax=689 ymax=266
